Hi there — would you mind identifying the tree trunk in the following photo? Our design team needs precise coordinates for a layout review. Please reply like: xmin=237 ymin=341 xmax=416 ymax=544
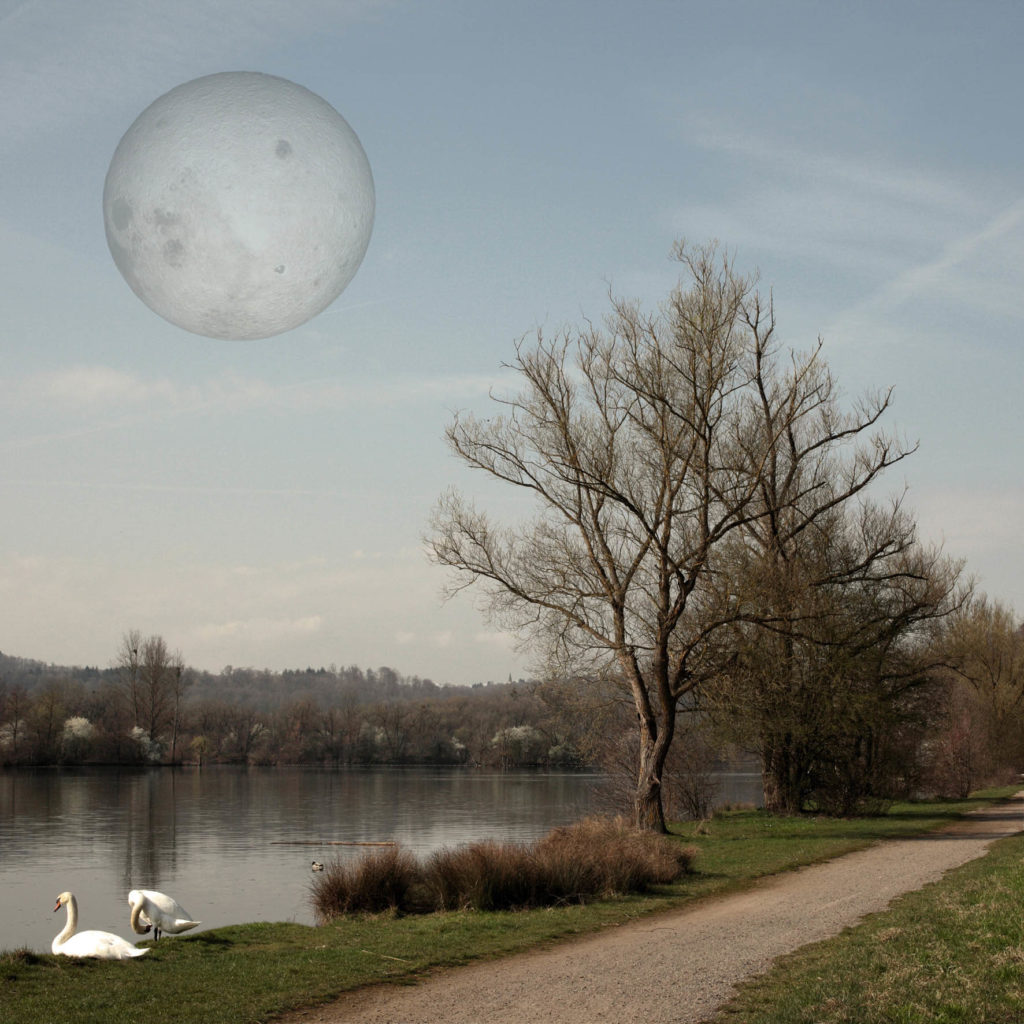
xmin=635 ymin=714 xmax=670 ymax=832
xmin=170 ymin=699 xmax=179 ymax=764
xmin=761 ymin=735 xmax=804 ymax=814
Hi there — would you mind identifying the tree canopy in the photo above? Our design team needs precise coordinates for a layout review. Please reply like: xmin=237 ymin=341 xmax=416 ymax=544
xmin=430 ymin=241 xmax=964 ymax=828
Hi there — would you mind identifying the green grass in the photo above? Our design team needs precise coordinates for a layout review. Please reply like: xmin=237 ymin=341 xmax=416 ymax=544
xmin=1 ymin=788 xmax=1016 ymax=1024
xmin=704 ymin=807 xmax=1024 ymax=1022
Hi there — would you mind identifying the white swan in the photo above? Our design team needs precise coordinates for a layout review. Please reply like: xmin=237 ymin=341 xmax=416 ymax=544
xmin=128 ymin=889 xmax=200 ymax=940
xmin=52 ymin=892 xmax=148 ymax=959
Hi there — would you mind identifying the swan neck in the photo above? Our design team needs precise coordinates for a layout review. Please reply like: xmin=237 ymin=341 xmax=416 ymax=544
xmin=129 ymin=895 xmax=146 ymax=935
xmin=59 ymin=894 xmax=77 ymax=944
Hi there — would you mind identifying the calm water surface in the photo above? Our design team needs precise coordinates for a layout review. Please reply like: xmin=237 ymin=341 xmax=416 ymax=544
xmin=0 ymin=765 xmax=761 ymax=954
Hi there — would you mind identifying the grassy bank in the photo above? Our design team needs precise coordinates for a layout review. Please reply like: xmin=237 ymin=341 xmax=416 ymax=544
xmin=705 ymin=814 xmax=1024 ymax=1023
xmin=2 ymin=789 xmax=1016 ymax=1024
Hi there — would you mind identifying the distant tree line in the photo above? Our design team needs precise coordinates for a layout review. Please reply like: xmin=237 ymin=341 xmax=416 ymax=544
xmin=2 ymin=589 xmax=1021 ymax=821
xmin=0 ymin=645 xmax=588 ymax=771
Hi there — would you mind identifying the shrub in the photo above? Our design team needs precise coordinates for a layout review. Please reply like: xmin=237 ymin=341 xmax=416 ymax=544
xmin=311 ymin=846 xmax=426 ymax=921
xmin=311 ymin=816 xmax=696 ymax=922
xmin=536 ymin=816 xmax=695 ymax=896
xmin=425 ymin=841 xmax=540 ymax=911
xmin=426 ymin=841 xmax=540 ymax=911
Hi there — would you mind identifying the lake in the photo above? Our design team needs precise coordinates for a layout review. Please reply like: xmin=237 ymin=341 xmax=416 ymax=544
xmin=0 ymin=765 xmax=762 ymax=954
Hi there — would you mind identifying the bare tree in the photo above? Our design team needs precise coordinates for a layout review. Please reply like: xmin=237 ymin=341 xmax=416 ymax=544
xmin=943 ymin=596 xmax=1024 ymax=722
xmin=115 ymin=629 xmax=143 ymax=727
xmin=169 ymin=663 xmax=189 ymax=764
xmin=934 ymin=596 xmax=1024 ymax=784
xmin=696 ymin=304 xmax=970 ymax=810
xmin=0 ymin=683 xmax=30 ymax=761
xmin=138 ymin=635 xmax=184 ymax=751
xmin=369 ymin=700 xmax=414 ymax=762
xmin=27 ymin=680 xmax=68 ymax=762
xmin=332 ymin=688 xmax=366 ymax=764
xmin=114 ymin=631 xmax=186 ymax=759
xmin=429 ymin=241 xmax=927 ymax=831
xmin=706 ymin=508 xmax=965 ymax=812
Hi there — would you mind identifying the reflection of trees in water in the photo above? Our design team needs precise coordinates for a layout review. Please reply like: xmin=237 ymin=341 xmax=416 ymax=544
xmin=121 ymin=769 xmax=183 ymax=891
xmin=2 ymin=767 xmax=619 ymax=952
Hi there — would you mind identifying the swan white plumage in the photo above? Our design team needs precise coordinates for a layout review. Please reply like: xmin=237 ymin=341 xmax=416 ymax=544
xmin=128 ymin=889 xmax=200 ymax=940
xmin=52 ymin=891 xmax=148 ymax=959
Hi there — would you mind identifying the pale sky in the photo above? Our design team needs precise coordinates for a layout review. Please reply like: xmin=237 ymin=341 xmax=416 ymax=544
xmin=2 ymin=1 xmax=1022 ymax=685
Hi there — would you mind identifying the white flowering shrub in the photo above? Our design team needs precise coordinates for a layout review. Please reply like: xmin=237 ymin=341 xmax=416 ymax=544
xmin=491 ymin=724 xmax=546 ymax=766
xmin=60 ymin=716 xmax=97 ymax=761
xmin=63 ymin=717 xmax=95 ymax=741
xmin=129 ymin=725 xmax=162 ymax=762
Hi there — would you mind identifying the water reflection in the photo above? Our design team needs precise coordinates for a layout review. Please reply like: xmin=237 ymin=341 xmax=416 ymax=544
xmin=1 ymin=766 xmax=605 ymax=953
xmin=0 ymin=765 xmax=761 ymax=953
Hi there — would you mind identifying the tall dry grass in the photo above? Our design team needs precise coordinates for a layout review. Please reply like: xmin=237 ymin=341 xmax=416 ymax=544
xmin=311 ymin=846 xmax=427 ymax=918
xmin=536 ymin=815 xmax=693 ymax=894
xmin=311 ymin=815 xmax=696 ymax=922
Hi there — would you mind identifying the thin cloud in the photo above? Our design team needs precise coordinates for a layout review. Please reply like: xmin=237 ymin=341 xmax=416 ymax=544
xmin=670 ymin=109 xmax=1024 ymax=356
xmin=33 ymin=366 xmax=177 ymax=406
xmin=6 ymin=366 xmax=508 ymax=417
xmin=0 ymin=541 xmax=524 ymax=682
xmin=830 ymin=196 xmax=1024 ymax=329
xmin=685 ymin=115 xmax=970 ymax=212
xmin=196 ymin=615 xmax=324 ymax=641
xmin=3 ymin=477 xmax=331 ymax=498
xmin=916 ymin=485 xmax=1024 ymax=556
xmin=0 ymin=1 xmax=392 ymax=146
xmin=7 ymin=365 xmax=271 ymax=411
xmin=473 ymin=630 xmax=517 ymax=652
xmin=670 ymin=110 xmax=985 ymax=277
xmin=0 ymin=1 xmax=36 ymax=28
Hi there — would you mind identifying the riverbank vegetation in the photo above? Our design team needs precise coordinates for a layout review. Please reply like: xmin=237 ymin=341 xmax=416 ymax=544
xmin=1 ymin=790 xmax=1015 ymax=1024
xmin=310 ymin=816 xmax=695 ymax=918
xmin=2 ymin=582 xmax=1024 ymax=823
xmin=0 ymin=651 xmax=587 ymax=770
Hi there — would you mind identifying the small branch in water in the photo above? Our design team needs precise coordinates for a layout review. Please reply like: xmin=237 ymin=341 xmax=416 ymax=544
xmin=270 ymin=840 xmax=397 ymax=846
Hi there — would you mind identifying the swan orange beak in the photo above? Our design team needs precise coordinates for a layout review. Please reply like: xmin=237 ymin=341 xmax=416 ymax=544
xmin=52 ymin=899 xmax=61 ymax=913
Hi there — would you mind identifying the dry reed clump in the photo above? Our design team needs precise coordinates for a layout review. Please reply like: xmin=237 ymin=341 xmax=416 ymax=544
xmin=311 ymin=815 xmax=697 ymax=922
xmin=311 ymin=846 xmax=427 ymax=922
xmin=426 ymin=840 xmax=539 ymax=911
xmin=535 ymin=815 xmax=695 ymax=894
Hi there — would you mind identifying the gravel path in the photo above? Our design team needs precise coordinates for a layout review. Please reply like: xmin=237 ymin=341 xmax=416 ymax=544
xmin=276 ymin=795 xmax=1024 ymax=1024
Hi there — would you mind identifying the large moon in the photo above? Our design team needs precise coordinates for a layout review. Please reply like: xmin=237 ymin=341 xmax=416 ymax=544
xmin=103 ymin=71 xmax=374 ymax=340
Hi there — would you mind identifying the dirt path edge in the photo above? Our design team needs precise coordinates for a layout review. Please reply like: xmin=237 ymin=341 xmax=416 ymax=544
xmin=276 ymin=794 xmax=1024 ymax=1024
